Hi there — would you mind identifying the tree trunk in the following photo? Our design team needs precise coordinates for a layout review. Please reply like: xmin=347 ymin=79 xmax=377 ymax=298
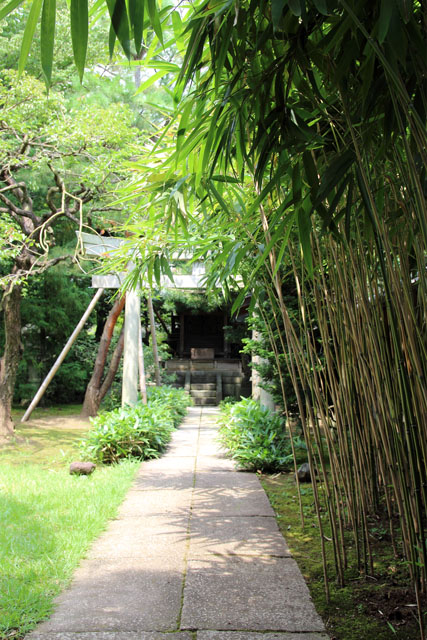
xmin=97 ymin=328 xmax=125 ymax=406
xmin=0 ymin=285 xmax=22 ymax=438
xmin=81 ymin=293 xmax=126 ymax=417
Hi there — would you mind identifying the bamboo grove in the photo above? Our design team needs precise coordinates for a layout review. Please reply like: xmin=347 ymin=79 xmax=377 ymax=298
xmin=140 ymin=1 xmax=426 ymax=634
xmin=4 ymin=0 xmax=427 ymax=636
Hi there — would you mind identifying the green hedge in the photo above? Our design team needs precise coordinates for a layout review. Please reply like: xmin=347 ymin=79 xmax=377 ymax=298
xmin=80 ymin=386 xmax=191 ymax=464
xmin=218 ymin=397 xmax=306 ymax=472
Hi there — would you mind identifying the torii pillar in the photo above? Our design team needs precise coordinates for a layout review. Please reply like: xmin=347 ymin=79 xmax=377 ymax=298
xmin=80 ymin=232 xmax=141 ymax=408
xmin=122 ymin=287 xmax=140 ymax=406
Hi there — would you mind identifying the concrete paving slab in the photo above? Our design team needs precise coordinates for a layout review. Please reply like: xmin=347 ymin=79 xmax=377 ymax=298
xmin=196 ymin=456 xmax=236 ymax=472
xmin=172 ymin=423 xmax=200 ymax=432
xmin=194 ymin=472 xmax=263 ymax=490
xmin=167 ymin=445 xmax=199 ymax=457
xmin=172 ymin=434 xmax=198 ymax=441
xmin=192 ymin=485 xmax=275 ymax=517
xmin=197 ymin=428 xmax=219 ymax=437
xmin=197 ymin=633 xmax=330 ymax=640
xmin=142 ymin=456 xmax=196 ymax=472
xmin=171 ymin=427 xmax=200 ymax=436
xmin=117 ymin=488 xmax=193 ymax=517
xmin=189 ymin=515 xmax=291 ymax=557
xmin=89 ymin=517 xmax=187 ymax=558
xmin=181 ymin=556 xmax=325 ymax=632
xmin=197 ymin=440 xmax=221 ymax=452
xmin=197 ymin=443 xmax=223 ymax=456
xmin=29 ymin=633 xmax=193 ymax=640
xmin=35 ymin=558 xmax=184 ymax=633
xmin=197 ymin=438 xmax=220 ymax=448
xmin=132 ymin=470 xmax=195 ymax=491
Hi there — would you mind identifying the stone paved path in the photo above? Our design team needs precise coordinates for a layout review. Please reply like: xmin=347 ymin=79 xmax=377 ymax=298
xmin=28 ymin=406 xmax=329 ymax=640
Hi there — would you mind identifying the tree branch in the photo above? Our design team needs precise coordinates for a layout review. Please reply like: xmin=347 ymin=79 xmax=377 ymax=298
xmin=98 ymin=327 xmax=125 ymax=402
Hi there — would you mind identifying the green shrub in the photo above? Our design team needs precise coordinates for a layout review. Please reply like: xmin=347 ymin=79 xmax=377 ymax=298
xmin=80 ymin=386 xmax=190 ymax=464
xmin=218 ymin=397 xmax=306 ymax=472
xmin=147 ymin=385 xmax=192 ymax=426
xmin=219 ymin=396 xmax=238 ymax=408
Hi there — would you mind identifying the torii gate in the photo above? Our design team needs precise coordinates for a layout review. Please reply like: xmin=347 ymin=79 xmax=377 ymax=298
xmin=21 ymin=232 xmax=206 ymax=422
xmin=21 ymin=233 xmax=141 ymax=421
xmin=79 ymin=233 xmax=141 ymax=408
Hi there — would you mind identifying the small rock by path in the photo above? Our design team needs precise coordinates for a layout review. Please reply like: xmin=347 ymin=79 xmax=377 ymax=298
xmin=27 ymin=406 xmax=329 ymax=640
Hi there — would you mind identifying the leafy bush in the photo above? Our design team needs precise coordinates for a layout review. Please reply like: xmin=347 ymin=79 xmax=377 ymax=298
xmin=219 ymin=396 xmax=238 ymax=408
xmin=146 ymin=385 xmax=192 ymax=426
xmin=218 ymin=397 xmax=306 ymax=472
xmin=80 ymin=386 xmax=190 ymax=464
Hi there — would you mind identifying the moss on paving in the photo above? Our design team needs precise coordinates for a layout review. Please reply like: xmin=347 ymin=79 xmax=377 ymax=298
xmin=261 ymin=473 xmax=422 ymax=640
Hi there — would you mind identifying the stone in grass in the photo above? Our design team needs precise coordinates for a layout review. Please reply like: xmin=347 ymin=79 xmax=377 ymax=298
xmin=297 ymin=462 xmax=315 ymax=483
xmin=69 ymin=461 xmax=96 ymax=476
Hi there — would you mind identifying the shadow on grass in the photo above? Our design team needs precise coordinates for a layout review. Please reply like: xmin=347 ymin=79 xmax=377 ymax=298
xmin=0 ymin=416 xmax=90 ymax=468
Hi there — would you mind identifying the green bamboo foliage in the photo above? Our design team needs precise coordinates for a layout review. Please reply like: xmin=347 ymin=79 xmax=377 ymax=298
xmin=237 ymin=173 xmax=426 ymax=632
xmin=157 ymin=5 xmax=426 ymax=633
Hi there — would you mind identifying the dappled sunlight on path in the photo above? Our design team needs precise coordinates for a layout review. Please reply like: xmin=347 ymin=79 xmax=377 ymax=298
xmin=27 ymin=406 xmax=329 ymax=640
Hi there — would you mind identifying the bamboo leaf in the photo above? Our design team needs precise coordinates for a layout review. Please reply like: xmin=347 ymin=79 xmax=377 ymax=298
xmin=214 ymin=18 xmax=233 ymax=93
xmin=108 ymin=0 xmax=131 ymax=59
xmin=172 ymin=10 xmax=184 ymax=47
xmin=18 ymin=0 xmax=43 ymax=77
xmin=129 ymin=0 xmax=144 ymax=54
xmin=312 ymin=0 xmax=328 ymax=15
xmin=207 ymin=180 xmax=232 ymax=217
xmin=321 ymin=175 xmax=350 ymax=232
xmin=109 ymin=21 xmax=116 ymax=58
xmin=292 ymin=162 xmax=302 ymax=203
xmin=303 ymin=150 xmax=319 ymax=194
xmin=201 ymin=104 xmax=224 ymax=175
xmin=211 ymin=175 xmax=241 ymax=184
xmin=271 ymin=0 xmax=286 ymax=29
xmin=344 ymin=173 xmax=354 ymax=238
xmin=153 ymin=254 xmax=161 ymax=285
xmin=253 ymin=211 xmax=295 ymax=280
xmin=231 ymin=285 xmax=250 ymax=315
xmin=378 ymin=0 xmax=393 ymax=44
xmin=147 ymin=0 xmax=162 ymax=44
xmin=70 ymin=0 xmax=88 ymax=82
xmin=273 ymin=211 xmax=297 ymax=277
xmin=40 ymin=0 xmax=56 ymax=86
xmin=297 ymin=202 xmax=313 ymax=277
xmin=135 ymin=68 xmax=171 ymax=93
xmin=314 ymin=149 xmax=355 ymax=206
xmin=88 ymin=0 xmax=104 ymax=18
xmin=288 ymin=0 xmax=302 ymax=17
xmin=0 ymin=0 xmax=25 ymax=21
xmin=395 ymin=0 xmax=411 ymax=23
xmin=160 ymin=255 xmax=174 ymax=282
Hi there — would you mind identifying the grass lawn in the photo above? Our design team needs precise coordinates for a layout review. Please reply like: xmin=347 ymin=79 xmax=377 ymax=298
xmin=261 ymin=473 xmax=423 ymax=640
xmin=0 ymin=405 xmax=140 ymax=639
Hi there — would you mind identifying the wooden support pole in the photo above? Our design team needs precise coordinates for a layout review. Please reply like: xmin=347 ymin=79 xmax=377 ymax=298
xmin=138 ymin=322 xmax=147 ymax=404
xmin=21 ymin=288 xmax=104 ymax=423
